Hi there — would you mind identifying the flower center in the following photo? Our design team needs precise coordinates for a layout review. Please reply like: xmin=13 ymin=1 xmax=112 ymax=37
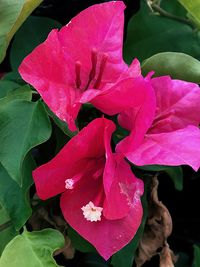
xmin=81 ymin=201 xmax=103 ymax=222
xmin=75 ymin=49 xmax=108 ymax=91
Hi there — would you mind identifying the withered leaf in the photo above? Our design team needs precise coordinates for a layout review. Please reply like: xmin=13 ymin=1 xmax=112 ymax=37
xmin=135 ymin=176 xmax=174 ymax=267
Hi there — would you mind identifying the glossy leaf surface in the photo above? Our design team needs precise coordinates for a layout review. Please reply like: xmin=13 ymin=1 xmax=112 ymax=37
xmin=124 ymin=1 xmax=200 ymax=63
xmin=142 ymin=52 xmax=200 ymax=83
xmin=0 ymin=0 xmax=43 ymax=63
xmin=0 ymin=229 xmax=64 ymax=267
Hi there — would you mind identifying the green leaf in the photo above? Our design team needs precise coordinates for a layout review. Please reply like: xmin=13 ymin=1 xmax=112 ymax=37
xmin=0 ymin=228 xmax=65 ymax=267
xmin=0 ymin=155 xmax=33 ymax=230
xmin=0 ymin=80 xmax=20 ymax=97
xmin=136 ymin=165 xmax=183 ymax=191
xmin=0 ymin=100 xmax=51 ymax=229
xmin=111 ymin=183 xmax=148 ymax=267
xmin=10 ymin=16 xmax=62 ymax=70
xmin=165 ymin=166 xmax=183 ymax=191
xmin=0 ymin=205 xmax=18 ymax=255
xmin=142 ymin=52 xmax=200 ymax=83
xmin=124 ymin=0 xmax=200 ymax=63
xmin=0 ymin=100 xmax=51 ymax=185
xmin=161 ymin=0 xmax=187 ymax=16
xmin=179 ymin=0 xmax=200 ymax=29
xmin=2 ymin=71 xmax=22 ymax=83
xmin=68 ymin=227 xmax=96 ymax=253
xmin=192 ymin=245 xmax=200 ymax=267
xmin=0 ymin=0 xmax=43 ymax=64
xmin=0 ymin=84 xmax=32 ymax=105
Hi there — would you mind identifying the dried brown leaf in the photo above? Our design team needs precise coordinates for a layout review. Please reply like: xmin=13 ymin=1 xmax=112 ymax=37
xmin=135 ymin=176 xmax=174 ymax=267
xmin=160 ymin=243 xmax=177 ymax=267
xmin=54 ymin=236 xmax=75 ymax=259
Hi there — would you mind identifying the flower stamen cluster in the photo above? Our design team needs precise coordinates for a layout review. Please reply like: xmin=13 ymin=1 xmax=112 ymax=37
xmin=81 ymin=201 xmax=103 ymax=222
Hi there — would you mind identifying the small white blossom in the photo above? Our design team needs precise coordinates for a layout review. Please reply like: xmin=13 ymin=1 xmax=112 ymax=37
xmin=81 ymin=201 xmax=103 ymax=222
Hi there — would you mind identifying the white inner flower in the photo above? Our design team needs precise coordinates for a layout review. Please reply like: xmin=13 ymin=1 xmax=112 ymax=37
xmin=65 ymin=179 xmax=74 ymax=189
xmin=81 ymin=201 xmax=103 ymax=222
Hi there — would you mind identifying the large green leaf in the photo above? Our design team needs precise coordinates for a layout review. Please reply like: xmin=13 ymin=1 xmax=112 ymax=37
xmin=192 ymin=245 xmax=200 ymax=267
xmin=161 ymin=0 xmax=187 ymax=16
xmin=111 ymin=183 xmax=148 ymax=267
xmin=0 ymin=80 xmax=31 ymax=105
xmin=0 ymin=85 xmax=39 ymax=233
xmin=124 ymin=0 xmax=200 ymax=63
xmin=0 ymin=84 xmax=32 ymax=105
xmin=0 ymin=152 xmax=39 ymax=234
xmin=0 ymin=228 xmax=64 ymax=267
xmin=2 ymin=71 xmax=23 ymax=83
xmin=142 ymin=52 xmax=200 ymax=83
xmin=0 ymin=100 xmax=51 ymax=229
xmin=0 ymin=0 xmax=43 ymax=64
xmin=0 ymin=80 xmax=20 ymax=98
xmin=0 ymin=100 xmax=51 ymax=185
xmin=0 ymin=160 xmax=33 ymax=231
xmin=10 ymin=16 xmax=62 ymax=70
xmin=0 ymin=205 xmax=18 ymax=255
xmin=179 ymin=0 xmax=200 ymax=29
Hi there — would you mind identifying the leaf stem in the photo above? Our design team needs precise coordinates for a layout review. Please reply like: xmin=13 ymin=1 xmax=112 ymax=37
xmin=151 ymin=3 xmax=195 ymax=29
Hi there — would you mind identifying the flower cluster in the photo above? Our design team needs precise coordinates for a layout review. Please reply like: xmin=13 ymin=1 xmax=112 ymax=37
xmin=19 ymin=1 xmax=200 ymax=260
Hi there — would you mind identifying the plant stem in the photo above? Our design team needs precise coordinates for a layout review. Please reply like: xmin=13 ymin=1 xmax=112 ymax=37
xmin=151 ymin=3 xmax=195 ymax=29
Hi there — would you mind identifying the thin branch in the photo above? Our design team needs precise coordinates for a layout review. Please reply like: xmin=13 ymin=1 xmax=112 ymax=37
xmin=151 ymin=3 xmax=195 ymax=29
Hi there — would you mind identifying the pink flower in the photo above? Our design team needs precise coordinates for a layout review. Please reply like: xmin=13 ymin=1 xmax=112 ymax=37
xmin=117 ymin=76 xmax=200 ymax=171
xmin=19 ymin=1 xmax=148 ymax=131
xmin=33 ymin=118 xmax=144 ymax=259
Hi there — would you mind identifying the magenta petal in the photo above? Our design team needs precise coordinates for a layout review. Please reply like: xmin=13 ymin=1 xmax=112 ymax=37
xmin=102 ymin=123 xmax=117 ymax=194
xmin=103 ymin=156 xmax=143 ymax=220
xmin=19 ymin=29 xmax=79 ymax=131
xmin=117 ymin=79 xmax=156 ymax=153
xmin=117 ymin=78 xmax=156 ymax=131
xmin=115 ymin=58 xmax=141 ymax=81
xmin=32 ymin=114 xmax=144 ymax=259
xmin=126 ymin=126 xmax=200 ymax=171
xmin=58 ymin=1 xmax=127 ymax=83
xmin=60 ymin=171 xmax=143 ymax=260
xmin=32 ymin=118 xmax=115 ymax=199
xmin=128 ymin=58 xmax=141 ymax=77
xmin=19 ymin=2 xmax=127 ymax=131
xmin=90 ymin=77 xmax=151 ymax=115
xmin=122 ymin=58 xmax=141 ymax=78
xmin=150 ymin=76 xmax=200 ymax=133
xmin=79 ymin=89 xmax=103 ymax=103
